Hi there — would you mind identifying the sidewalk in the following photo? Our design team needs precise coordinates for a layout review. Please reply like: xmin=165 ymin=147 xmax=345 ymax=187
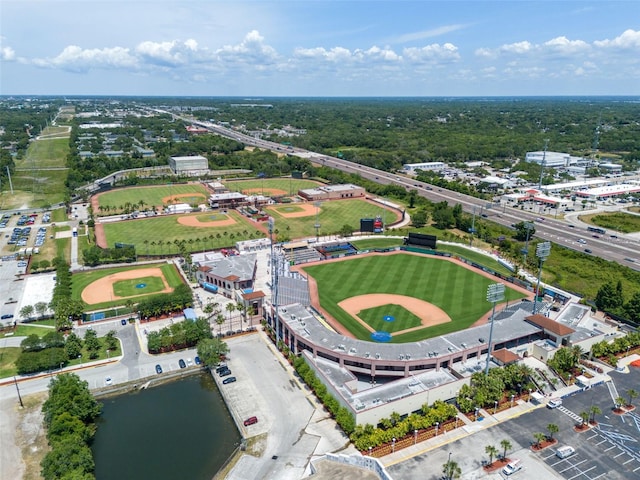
xmin=381 ymin=399 xmax=542 ymax=467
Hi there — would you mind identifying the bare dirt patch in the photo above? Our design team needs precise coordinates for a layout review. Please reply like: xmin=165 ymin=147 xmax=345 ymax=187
xmin=177 ymin=214 xmax=237 ymax=227
xmin=161 ymin=192 xmax=207 ymax=206
xmin=242 ymin=188 xmax=288 ymax=196
xmin=81 ymin=267 xmax=173 ymax=304
xmin=267 ymin=203 xmax=317 ymax=218
xmin=338 ymin=293 xmax=452 ymax=336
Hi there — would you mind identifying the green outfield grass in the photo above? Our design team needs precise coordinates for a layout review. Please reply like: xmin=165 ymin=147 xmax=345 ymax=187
xmin=112 ymin=276 xmax=165 ymax=297
xmin=270 ymin=198 xmax=398 ymax=239
xmin=303 ymin=253 xmax=525 ymax=343
xmin=225 ymin=178 xmax=321 ymax=195
xmin=102 ymin=210 xmax=263 ymax=253
xmin=72 ymin=263 xmax=184 ymax=310
xmin=96 ymin=184 xmax=209 ymax=211
xmin=5 ymin=168 xmax=68 ymax=208
xmin=350 ymin=238 xmax=515 ymax=276
xmin=358 ymin=305 xmax=422 ymax=333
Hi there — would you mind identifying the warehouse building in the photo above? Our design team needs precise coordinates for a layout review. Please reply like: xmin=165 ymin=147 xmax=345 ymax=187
xmin=168 ymin=155 xmax=209 ymax=175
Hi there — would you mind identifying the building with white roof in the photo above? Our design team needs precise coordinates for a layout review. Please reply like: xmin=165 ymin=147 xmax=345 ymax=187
xmin=402 ymin=162 xmax=446 ymax=175
xmin=574 ymin=183 xmax=640 ymax=200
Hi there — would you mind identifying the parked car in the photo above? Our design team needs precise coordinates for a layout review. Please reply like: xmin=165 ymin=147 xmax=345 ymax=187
xmin=215 ymin=363 xmax=228 ymax=373
xmin=548 ymin=398 xmax=562 ymax=409
xmin=222 ymin=376 xmax=237 ymax=384
xmin=1 ymin=314 xmax=14 ymax=320
xmin=155 ymin=364 xmax=163 ymax=374
xmin=194 ymin=356 xmax=201 ymax=365
xmin=121 ymin=319 xmax=127 ymax=326
xmin=104 ymin=376 xmax=113 ymax=386
xmin=219 ymin=369 xmax=232 ymax=377
xmin=556 ymin=445 xmax=575 ymax=459
xmin=186 ymin=358 xmax=193 ymax=367
xmin=502 ymin=459 xmax=522 ymax=475
xmin=584 ymin=249 xmax=593 ymax=254
xmin=243 ymin=416 xmax=258 ymax=426
xmin=178 ymin=359 xmax=186 ymax=369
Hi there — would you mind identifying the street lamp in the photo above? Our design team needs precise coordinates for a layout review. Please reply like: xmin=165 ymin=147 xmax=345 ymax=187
xmin=533 ymin=242 xmax=551 ymax=315
xmin=391 ymin=437 xmax=396 ymax=453
xmin=446 ymin=452 xmax=453 ymax=480
xmin=485 ymin=283 xmax=505 ymax=375
xmin=435 ymin=421 xmax=439 ymax=436
xmin=494 ymin=400 xmax=498 ymax=414
xmin=414 ymin=429 xmax=418 ymax=445
xmin=510 ymin=394 xmax=515 ymax=408
xmin=521 ymin=221 xmax=534 ymax=265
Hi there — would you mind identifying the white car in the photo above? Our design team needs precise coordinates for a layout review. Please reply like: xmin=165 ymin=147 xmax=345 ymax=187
xmin=186 ymin=358 xmax=193 ymax=366
xmin=502 ymin=459 xmax=522 ymax=475
xmin=104 ymin=376 xmax=113 ymax=386
xmin=548 ymin=398 xmax=562 ymax=409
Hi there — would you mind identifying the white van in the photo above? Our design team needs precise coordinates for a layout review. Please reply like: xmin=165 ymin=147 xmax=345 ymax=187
xmin=502 ymin=459 xmax=522 ymax=475
xmin=556 ymin=446 xmax=575 ymax=459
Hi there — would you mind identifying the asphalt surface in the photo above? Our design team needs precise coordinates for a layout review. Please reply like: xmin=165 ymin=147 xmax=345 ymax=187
xmin=387 ymin=367 xmax=640 ymax=480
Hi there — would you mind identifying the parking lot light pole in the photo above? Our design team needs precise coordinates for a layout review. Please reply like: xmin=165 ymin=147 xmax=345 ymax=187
xmin=485 ymin=283 xmax=505 ymax=375
xmin=494 ymin=400 xmax=498 ymax=414
xmin=414 ymin=429 xmax=418 ymax=445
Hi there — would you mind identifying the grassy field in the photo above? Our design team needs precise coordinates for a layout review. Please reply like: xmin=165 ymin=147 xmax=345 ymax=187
xmin=18 ymin=137 xmax=69 ymax=169
xmin=13 ymin=324 xmax=55 ymax=337
xmin=225 ymin=178 xmax=321 ymax=195
xmin=96 ymin=184 xmax=209 ymax=212
xmin=102 ymin=210 xmax=263 ymax=252
xmin=72 ymin=263 xmax=184 ymax=309
xmin=358 ymin=305 xmax=422 ymax=333
xmin=583 ymin=211 xmax=640 ymax=233
xmin=269 ymin=198 xmax=398 ymax=239
xmin=8 ymin=168 xmax=68 ymax=208
xmin=0 ymin=347 xmax=21 ymax=378
xmin=303 ymin=253 xmax=525 ymax=343
xmin=113 ymin=276 xmax=165 ymax=297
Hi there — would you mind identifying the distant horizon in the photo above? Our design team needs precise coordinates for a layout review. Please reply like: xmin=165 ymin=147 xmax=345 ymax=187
xmin=2 ymin=1 xmax=638 ymax=97
xmin=3 ymin=94 xmax=639 ymax=100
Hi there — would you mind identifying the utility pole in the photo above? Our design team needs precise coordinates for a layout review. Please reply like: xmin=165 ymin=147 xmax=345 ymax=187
xmin=485 ymin=283 xmax=505 ymax=375
xmin=538 ymin=139 xmax=549 ymax=190
xmin=469 ymin=206 xmax=477 ymax=246
xmin=521 ymin=222 xmax=534 ymax=265
xmin=14 ymin=376 xmax=23 ymax=408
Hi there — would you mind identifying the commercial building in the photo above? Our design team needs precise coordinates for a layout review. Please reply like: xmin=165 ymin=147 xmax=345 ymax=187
xmin=168 ymin=155 xmax=209 ymax=175
xmin=298 ymin=184 xmax=366 ymax=201
xmin=525 ymin=151 xmax=574 ymax=168
xmin=402 ymin=162 xmax=446 ymax=175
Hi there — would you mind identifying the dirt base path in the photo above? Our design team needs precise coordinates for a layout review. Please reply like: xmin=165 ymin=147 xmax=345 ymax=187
xmin=267 ymin=203 xmax=318 ymax=218
xmin=338 ymin=293 xmax=452 ymax=336
xmin=177 ymin=214 xmax=237 ymax=227
xmin=81 ymin=267 xmax=173 ymax=304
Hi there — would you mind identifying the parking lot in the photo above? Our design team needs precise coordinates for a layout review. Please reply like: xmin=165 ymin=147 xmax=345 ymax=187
xmin=388 ymin=368 xmax=640 ymax=480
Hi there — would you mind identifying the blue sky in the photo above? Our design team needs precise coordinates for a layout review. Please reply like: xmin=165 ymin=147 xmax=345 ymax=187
xmin=1 ymin=1 xmax=639 ymax=96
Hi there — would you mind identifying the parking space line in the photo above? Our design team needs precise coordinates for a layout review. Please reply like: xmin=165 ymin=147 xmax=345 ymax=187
xmin=591 ymin=473 xmax=607 ymax=480
xmin=559 ymin=459 xmax=587 ymax=473
xmin=603 ymin=444 xmax=617 ymax=452
xmin=623 ymin=458 xmax=635 ymax=465
xmin=594 ymin=438 xmax=608 ymax=446
xmin=567 ymin=466 xmax=596 ymax=480
xmin=614 ymin=451 xmax=627 ymax=458
xmin=633 ymin=465 xmax=640 ymax=472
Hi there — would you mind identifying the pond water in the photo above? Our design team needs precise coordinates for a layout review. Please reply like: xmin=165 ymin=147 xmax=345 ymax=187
xmin=92 ymin=374 xmax=241 ymax=480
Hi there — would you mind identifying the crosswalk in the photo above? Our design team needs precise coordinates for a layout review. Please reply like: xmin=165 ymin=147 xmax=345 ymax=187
xmin=557 ymin=405 xmax=584 ymax=423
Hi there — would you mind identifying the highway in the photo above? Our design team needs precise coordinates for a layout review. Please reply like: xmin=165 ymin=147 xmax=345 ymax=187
xmin=178 ymin=114 xmax=640 ymax=272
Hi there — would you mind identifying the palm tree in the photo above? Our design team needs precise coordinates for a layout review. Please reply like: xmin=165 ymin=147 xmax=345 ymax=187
xmin=225 ymin=303 xmax=236 ymax=331
xmin=589 ymin=405 xmax=601 ymax=425
xmin=627 ymin=389 xmax=638 ymax=407
xmin=533 ymin=432 xmax=546 ymax=447
xmin=143 ymin=239 xmax=149 ymax=255
xmin=485 ymin=445 xmax=499 ymax=466
xmin=442 ymin=459 xmax=461 ymax=480
xmin=615 ymin=396 xmax=627 ymax=410
xmin=215 ymin=314 xmax=225 ymax=335
xmin=500 ymin=439 xmax=512 ymax=460
xmin=579 ymin=411 xmax=589 ymax=427
xmin=546 ymin=423 xmax=559 ymax=441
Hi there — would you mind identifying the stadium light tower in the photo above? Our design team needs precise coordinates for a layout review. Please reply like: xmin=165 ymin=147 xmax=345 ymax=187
xmin=485 ymin=282 xmax=505 ymax=375
xmin=537 ymin=139 xmax=549 ymax=189
xmin=268 ymin=217 xmax=281 ymax=341
xmin=533 ymin=242 xmax=551 ymax=315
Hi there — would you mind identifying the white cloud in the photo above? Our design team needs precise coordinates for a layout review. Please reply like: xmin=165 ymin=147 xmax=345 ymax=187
xmin=403 ymin=43 xmax=460 ymax=63
xmin=32 ymin=45 xmax=138 ymax=72
xmin=593 ymin=29 xmax=640 ymax=49
xmin=389 ymin=24 xmax=466 ymax=44
xmin=135 ymin=39 xmax=203 ymax=68
xmin=0 ymin=37 xmax=16 ymax=61
xmin=500 ymin=41 xmax=534 ymax=55
xmin=216 ymin=30 xmax=279 ymax=65
xmin=544 ymin=36 xmax=590 ymax=56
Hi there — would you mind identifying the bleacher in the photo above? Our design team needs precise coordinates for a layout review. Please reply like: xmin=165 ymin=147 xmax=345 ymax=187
xmin=284 ymin=247 xmax=322 ymax=264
